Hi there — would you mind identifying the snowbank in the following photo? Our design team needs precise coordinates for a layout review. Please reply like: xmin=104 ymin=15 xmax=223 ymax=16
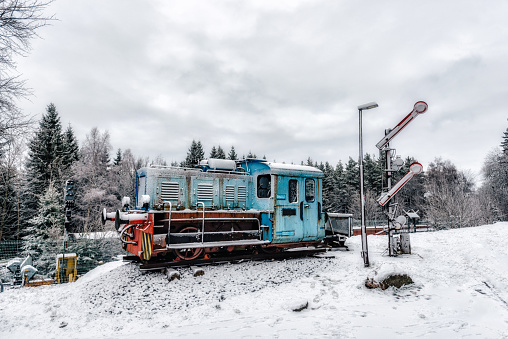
xmin=73 ymin=260 xmax=127 ymax=286
xmin=1 ymin=223 xmax=508 ymax=338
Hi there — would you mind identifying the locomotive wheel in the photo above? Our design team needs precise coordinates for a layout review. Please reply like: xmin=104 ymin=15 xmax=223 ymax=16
xmin=173 ymin=226 xmax=204 ymax=261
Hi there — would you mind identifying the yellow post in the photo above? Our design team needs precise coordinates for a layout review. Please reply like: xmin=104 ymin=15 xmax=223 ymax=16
xmin=55 ymin=253 xmax=78 ymax=284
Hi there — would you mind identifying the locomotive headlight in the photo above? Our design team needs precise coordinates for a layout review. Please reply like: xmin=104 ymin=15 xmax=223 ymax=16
xmin=122 ymin=196 xmax=131 ymax=209
xmin=141 ymin=195 xmax=150 ymax=209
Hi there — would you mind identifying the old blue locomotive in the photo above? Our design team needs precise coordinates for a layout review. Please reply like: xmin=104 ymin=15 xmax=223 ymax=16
xmin=102 ymin=158 xmax=351 ymax=262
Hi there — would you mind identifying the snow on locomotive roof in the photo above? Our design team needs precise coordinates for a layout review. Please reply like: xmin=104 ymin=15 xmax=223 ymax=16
xmin=240 ymin=159 xmax=324 ymax=177
xmin=265 ymin=162 xmax=323 ymax=175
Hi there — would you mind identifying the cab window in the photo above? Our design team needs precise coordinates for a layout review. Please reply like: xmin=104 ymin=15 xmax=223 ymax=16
xmin=305 ymin=178 xmax=315 ymax=202
xmin=289 ymin=179 xmax=298 ymax=203
xmin=257 ymin=175 xmax=271 ymax=198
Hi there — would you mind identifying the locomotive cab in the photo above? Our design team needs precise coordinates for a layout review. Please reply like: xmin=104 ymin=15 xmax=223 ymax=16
xmin=240 ymin=159 xmax=326 ymax=246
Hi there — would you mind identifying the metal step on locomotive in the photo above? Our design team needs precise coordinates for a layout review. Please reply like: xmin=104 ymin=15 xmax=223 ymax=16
xmin=102 ymin=158 xmax=352 ymax=268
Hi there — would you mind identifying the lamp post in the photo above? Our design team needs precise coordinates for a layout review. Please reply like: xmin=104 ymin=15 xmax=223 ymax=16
xmin=358 ymin=101 xmax=378 ymax=267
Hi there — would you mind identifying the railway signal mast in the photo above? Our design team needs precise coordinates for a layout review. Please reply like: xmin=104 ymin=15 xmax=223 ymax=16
xmin=375 ymin=101 xmax=428 ymax=256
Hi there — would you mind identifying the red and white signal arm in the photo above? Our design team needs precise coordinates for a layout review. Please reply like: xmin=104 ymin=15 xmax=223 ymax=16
xmin=377 ymin=162 xmax=423 ymax=206
xmin=376 ymin=101 xmax=428 ymax=150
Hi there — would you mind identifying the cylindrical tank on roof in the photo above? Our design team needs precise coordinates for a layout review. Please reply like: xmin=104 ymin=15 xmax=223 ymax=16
xmin=200 ymin=158 xmax=237 ymax=171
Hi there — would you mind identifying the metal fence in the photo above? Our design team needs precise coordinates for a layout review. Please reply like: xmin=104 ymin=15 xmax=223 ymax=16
xmin=0 ymin=240 xmax=23 ymax=260
xmin=0 ymin=237 xmax=127 ymax=289
xmin=351 ymin=219 xmax=433 ymax=236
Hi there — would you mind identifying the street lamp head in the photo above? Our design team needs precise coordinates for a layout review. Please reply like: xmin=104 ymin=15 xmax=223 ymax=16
xmin=358 ymin=102 xmax=378 ymax=111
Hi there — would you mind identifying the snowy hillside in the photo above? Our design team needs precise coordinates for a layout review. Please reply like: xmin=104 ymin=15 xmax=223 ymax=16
xmin=1 ymin=223 xmax=508 ymax=338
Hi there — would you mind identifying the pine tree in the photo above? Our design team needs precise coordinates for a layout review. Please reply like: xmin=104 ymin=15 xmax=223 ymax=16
xmin=343 ymin=157 xmax=360 ymax=215
xmin=62 ymin=125 xmax=79 ymax=170
xmin=501 ymin=127 xmax=508 ymax=154
xmin=23 ymin=182 xmax=64 ymax=275
xmin=185 ymin=140 xmax=205 ymax=167
xmin=363 ymin=153 xmax=382 ymax=195
xmin=321 ymin=162 xmax=335 ymax=212
xmin=247 ymin=151 xmax=257 ymax=159
xmin=113 ymin=148 xmax=122 ymax=166
xmin=209 ymin=146 xmax=218 ymax=159
xmin=334 ymin=161 xmax=349 ymax=213
xmin=344 ymin=157 xmax=359 ymax=191
xmin=216 ymin=146 xmax=226 ymax=159
xmin=228 ymin=146 xmax=238 ymax=160
xmin=196 ymin=141 xmax=204 ymax=162
xmin=24 ymin=103 xmax=66 ymax=219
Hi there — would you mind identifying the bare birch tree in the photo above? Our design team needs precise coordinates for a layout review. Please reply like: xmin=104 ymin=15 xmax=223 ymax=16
xmin=424 ymin=158 xmax=488 ymax=228
xmin=0 ymin=1 xmax=53 ymax=239
xmin=72 ymin=128 xmax=117 ymax=233
xmin=0 ymin=0 xmax=53 ymax=151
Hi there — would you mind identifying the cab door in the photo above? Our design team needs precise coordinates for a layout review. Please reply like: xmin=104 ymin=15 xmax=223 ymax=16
xmin=273 ymin=175 xmax=304 ymax=243
xmin=301 ymin=177 xmax=320 ymax=241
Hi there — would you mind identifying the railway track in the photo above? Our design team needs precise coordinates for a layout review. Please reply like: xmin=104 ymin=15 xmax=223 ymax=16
xmin=124 ymin=247 xmax=334 ymax=271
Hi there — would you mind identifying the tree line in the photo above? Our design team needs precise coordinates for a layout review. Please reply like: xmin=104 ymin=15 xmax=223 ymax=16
xmin=178 ymin=139 xmax=263 ymax=167
xmin=2 ymin=103 xmax=508 ymax=249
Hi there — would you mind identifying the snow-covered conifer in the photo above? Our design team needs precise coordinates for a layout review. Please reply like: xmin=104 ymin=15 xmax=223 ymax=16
xmin=22 ymin=182 xmax=64 ymax=275
xmin=24 ymin=104 xmax=66 ymax=219
xmin=209 ymin=146 xmax=218 ymax=159
xmin=216 ymin=146 xmax=226 ymax=159
xmin=228 ymin=146 xmax=238 ymax=160
xmin=185 ymin=140 xmax=205 ymax=167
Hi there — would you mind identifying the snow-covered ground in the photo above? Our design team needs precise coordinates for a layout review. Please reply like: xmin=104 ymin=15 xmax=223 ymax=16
xmin=1 ymin=223 xmax=508 ymax=339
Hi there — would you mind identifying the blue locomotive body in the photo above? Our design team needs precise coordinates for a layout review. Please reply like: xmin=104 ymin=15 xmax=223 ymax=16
xmin=104 ymin=158 xmax=342 ymax=262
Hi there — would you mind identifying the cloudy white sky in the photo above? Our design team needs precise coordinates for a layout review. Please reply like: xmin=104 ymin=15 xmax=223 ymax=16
xmin=15 ymin=0 xmax=508 ymax=177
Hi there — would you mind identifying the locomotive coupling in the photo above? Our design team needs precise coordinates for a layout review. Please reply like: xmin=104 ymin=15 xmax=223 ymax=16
xmin=101 ymin=208 xmax=149 ymax=232
xmin=101 ymin=208 xmax=116 ymax=225
xmin=114 ymin=211 xmax=149 ymax=232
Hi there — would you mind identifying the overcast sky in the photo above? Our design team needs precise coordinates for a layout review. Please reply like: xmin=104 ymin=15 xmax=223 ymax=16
xmin=15 ymin=0 xmax=508 ymax=178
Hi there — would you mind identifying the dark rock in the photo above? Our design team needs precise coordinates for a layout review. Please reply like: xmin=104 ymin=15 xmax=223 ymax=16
xmin=292 ymin=301 xmax=309 ymax=312
xmin=365 ymin=274 xmax=414 ymax=290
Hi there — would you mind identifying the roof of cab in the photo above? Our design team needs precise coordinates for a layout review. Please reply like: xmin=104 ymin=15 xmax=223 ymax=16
xmin=239 ymin=159 xmax=324 ymax=178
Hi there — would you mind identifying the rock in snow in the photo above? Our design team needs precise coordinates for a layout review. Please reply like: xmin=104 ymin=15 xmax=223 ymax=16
xmin=1 ymin=223 xmax=508 ymax=338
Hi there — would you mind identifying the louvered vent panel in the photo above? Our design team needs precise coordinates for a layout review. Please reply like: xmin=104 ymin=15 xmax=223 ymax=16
xmin=161 ymin=182 xmax=179 ymax=200
xmin=238 ymin=186 xmax=247 ymax=203
xmin=197 ymin=183 xmax=214 ymax=201
xmin=225 ymin=185 xmax=235 ymax=202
